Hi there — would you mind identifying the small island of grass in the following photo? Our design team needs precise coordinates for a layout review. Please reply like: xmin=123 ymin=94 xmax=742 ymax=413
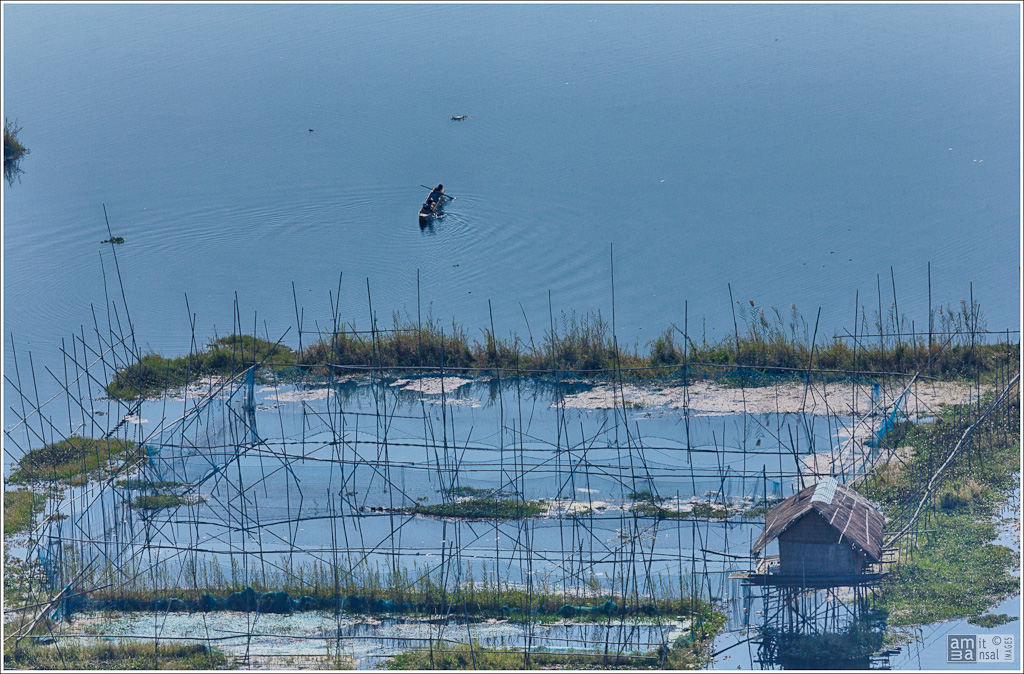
xmin=3 ymin=489 xmax=46 ymax=536
xmin=131 ymin=493 xmax=202 ymax=511
xmin=408 ymin=498 xmax=545 ymax=520
xmin=7 ymin=436 xmax=144 ymax=487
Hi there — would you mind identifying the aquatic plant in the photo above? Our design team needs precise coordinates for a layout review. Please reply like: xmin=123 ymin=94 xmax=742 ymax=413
xmin=7 ymin=436 xmax=144 ymax=486
xmin=384 ymin=640 xmax=659 ymax=670
xmin=627 ymin=489 xmax=664 ymax=503
xmin=3 ymin=489 xmax=46 ymax=537
xmin=106 ymin=335 xmax=296 ymax=400
xmin=968 ymin=613 xmax=1016 ymax=628
xmin=857 ymin=393 xmax=1020 ymax=627
xmin=108 ymin=301 xmax=1016 ymax=401
xmin=130 ymin=493 xmax=201 ymax=511
xmin=56 ymin=550 xmax=722 ymax=628
xmin=4 ymin=117 xmax=29 ymax=185
xmin=407 ymin=498 xmax=545 ymax=520
xmin=115 ymin=479 xmax=184 ymax=490
xmin=3 ymin=641 xmax=232 ymax=670
xmin=633 ymin=502 xmax=731 ymax=521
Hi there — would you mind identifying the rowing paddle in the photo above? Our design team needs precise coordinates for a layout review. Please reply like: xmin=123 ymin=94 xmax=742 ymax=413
xmin=420 ymin=185 xmax=455 ymax=200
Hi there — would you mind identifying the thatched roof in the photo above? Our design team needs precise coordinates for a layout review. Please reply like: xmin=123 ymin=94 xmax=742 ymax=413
xmin=751 ymin=477 xmax=884 ymax=562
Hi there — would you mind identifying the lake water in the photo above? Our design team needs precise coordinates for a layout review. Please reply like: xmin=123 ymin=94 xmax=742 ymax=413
xmin=3 ymin=3 xmax=1020 ymax=407
xmin=3 ymin=4 xmax=1021 ymax=668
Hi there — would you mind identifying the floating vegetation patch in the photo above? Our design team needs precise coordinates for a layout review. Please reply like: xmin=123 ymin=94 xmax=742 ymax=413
xmin=7 ymin=436 xmax=144 ymax=486
xmin=627 ymin=490 xmax=664 ymax=503
xmin=384 ymin=641 xmax=655 ymax=670
xmin=858 ymin=394 xmax=1020 ymax=628
xmin=407 ymin=498 xmax=545 ymax=520
xmin=106 ymin=335 xmax=296 ymax=400
xmin=740 ymin=498 xmax=783 ymax=518
xmin=444 ymin=485 xmax=518 ymax=499
xmin=3 ymin=489 xmax=46 ymax=537
xmin=3 ymin=642 xmax=232 ymax=670
xmin=109 ymin=303 xmax=1018 ymax=399
xmin=115 ymin=479 xmax=184 ymax=490
xmin=130 ymin=493 xmax=202 ymax=511
xmin=633 ymin=502 xmax=731 ymax=520
xmin=382 ymin=619 xmax=724 ymax=671
xmin=4 ymin=116 xmax=29 ymax=185
xmin=968 ymin=613 xmax=1017 ymax=628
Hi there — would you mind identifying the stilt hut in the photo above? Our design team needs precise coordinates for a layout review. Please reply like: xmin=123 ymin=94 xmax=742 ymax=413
xmin=751 ymin=477 xmax=884 ymax=582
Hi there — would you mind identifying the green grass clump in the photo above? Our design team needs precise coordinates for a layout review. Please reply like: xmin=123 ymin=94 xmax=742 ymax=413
xmin=3 ymin=641 xmax=232 ymax=670
xmin=968 ymin=613 xmax=1017 ymax=628
xmin=741 ymin=498 xmax=782 ymax=518
xmin=110 ymin=300 xmax=1017 ymax=399
xmin=116 ymin=479 xmax=183 ymax=490
xmin=445 ymin=486 xmax=509 ymax=498
xmin=66 ymin=552 xmax=724 ymax=631
xmin=131 ymin=493 xmax=199 ymax=511
xmin=384 ymin=618 xmax=725 ymax=670
xmin=628 ymin=490 xmax=664 ymax=503
xmin=4 ymin=117 xmax=28 ymax=162
xmin=384 ymin=641 xmax=660 ymax=670
xmin=106 ymin=335 xmax=296 ymax=400
xmin=857 ymin=394 xmax=1019 ymax=628
xmin=4 ymin=117 xmax=29 ymax=185
xmin=7 ymin=437 xmax=144 ymax=487
xmin=634 ymin=503 xmax=730 ymax=520
xmin=409 ymin=498 xmax=545 ymax=520
xmin=4 ymin=489 xmax=46 ymax=537
xmin=299 ymin=306 xmax=1018 ymax=383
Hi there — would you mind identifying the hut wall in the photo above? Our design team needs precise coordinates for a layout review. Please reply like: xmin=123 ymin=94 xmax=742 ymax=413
xmin=777 ymin=512 xmax=865 ymax=577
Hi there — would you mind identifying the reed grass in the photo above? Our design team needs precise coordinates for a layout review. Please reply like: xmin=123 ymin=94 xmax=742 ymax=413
xmin=4 ymin=117 xmax=29 ymax=185
xmin=59 ymin=551 xmax=721 ymax=627
xmin=107 ymin=302 xmax=1017 ymax=399
xmin=3 ymin=641 xmax=232 ymax=670
xmin=3 ymin=117 xmax=28 ymax=163
xmin=7 ymin=436 xmax=144 ymax=486
xmin=105 ymin=335 xmax=295 ymax=400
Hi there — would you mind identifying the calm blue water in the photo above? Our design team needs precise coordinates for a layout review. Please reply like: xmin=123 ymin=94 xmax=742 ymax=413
xmin=3 ymin=4 xmax=1020 ymax=399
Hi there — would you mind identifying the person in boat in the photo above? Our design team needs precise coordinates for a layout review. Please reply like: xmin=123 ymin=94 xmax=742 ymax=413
xmin=427 ymin=184 xmax=445 ymax=208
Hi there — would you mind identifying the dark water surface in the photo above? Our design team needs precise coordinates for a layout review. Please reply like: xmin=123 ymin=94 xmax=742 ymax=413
xmin=3 ymin=3 xmax=1020 ymax=399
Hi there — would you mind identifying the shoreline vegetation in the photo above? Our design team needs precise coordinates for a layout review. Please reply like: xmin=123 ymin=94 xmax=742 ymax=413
xmin=46 ymin=552 xmax=724 ymax=627
xmin=106 ymin=306 xmax=1018 ymax=400
xmin=6 ymin=436 xmax=143 ymax=487
xmin=856 ymin=394 xmax=1020 ymax=631
xmin=3 ymin=489 xmax=46 ymax=537
xmin=3 ymin=642 xmax=231 ymax=670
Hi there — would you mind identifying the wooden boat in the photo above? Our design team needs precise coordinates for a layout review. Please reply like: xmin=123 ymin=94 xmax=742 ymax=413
xmin=418 ymin=199 xmax=442 ymax=221
xmin=418 ymin=192 xmax=447 ymax=223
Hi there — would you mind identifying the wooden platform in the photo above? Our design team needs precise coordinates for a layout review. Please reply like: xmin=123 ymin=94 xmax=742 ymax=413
xmin=738 ymin=571 xmax=888 ymax=588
